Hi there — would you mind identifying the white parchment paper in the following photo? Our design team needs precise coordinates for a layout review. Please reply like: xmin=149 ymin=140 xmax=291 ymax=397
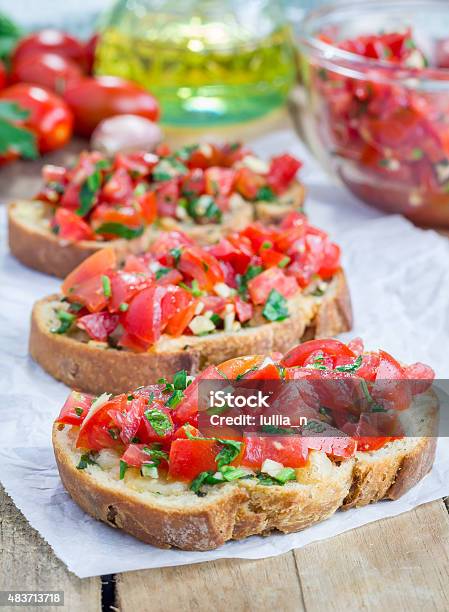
xmin=1 ymin=129 xmax=449 ymax=578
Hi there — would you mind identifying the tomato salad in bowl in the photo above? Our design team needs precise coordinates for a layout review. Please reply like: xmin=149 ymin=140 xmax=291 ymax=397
xmin=52 ymin=338 xmax=437 ymax=549
xmin=295 ymin=0 xmax=449 ymax=226
xmin=8 ymin=142 xmax=304 ymax=278
xmin=29 ymin=212 xmax=352 ymax=395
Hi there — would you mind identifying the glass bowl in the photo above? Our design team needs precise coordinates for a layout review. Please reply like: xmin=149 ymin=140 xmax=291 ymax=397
xmin=293 ymin=0 xmax=449 ymax=226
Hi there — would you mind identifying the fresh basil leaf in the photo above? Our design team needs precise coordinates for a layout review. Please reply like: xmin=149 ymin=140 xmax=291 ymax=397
xmin=94 ymin=222 xmax=145 ymax=240
xmin=335 ymin=355 xmax=363 ymax=373
xmin=51 ymin=310 xmax=75 ymax=334
xmin=77 ymin=169 xmax=101 ymax=216
xmin=165 ymin=389 xmax=184 ymax=409
xmin=0 ymin=101 xmax=29 ymax=121
xmin=119 ymin=460 xmax=128 ymax=480
xmin=77 ymin=453 xmax=96 ymax=470
xmin=155 ymin=266 xmax=171 ymax=280
xmin=256 ymin=186 xmax=276 ymax=201
xmin=173 ymin=370 xmax=188 ymax=391
xmin=263 ymin=289 xmax=289 ymax=322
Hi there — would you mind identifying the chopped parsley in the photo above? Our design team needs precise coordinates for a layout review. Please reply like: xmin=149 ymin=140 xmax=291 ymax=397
xmin=173 ymin=370 xmax=188 ymax=391
xmin=170 ymin=247 xmax=182 ymax=264
xmin=215 ymin=439 xmax=243 ymax=469
xmin=94 ymin=222 xmax=145 ymax=240
xmin=155 ymin=267 xmax=172 ymax=280
xmin=77 ymin=453 xmax=96 ymax=470
xmin=179 ymin=279 xmax=204 ymax=297
xmin=77 ymin=169 xmax=101 ymax=216
xmin=101 ymin=275 xmax=111 ymax=298
xmin=165 ymin=389 xmax=184 ymax=409
xmin=256 ymin=186 xmax=276 ymax=201
xmin=51 ymin=309 xmax=75 ymax=334
xmin=335 ymin=355 xmax=363 ymax=373
xmin=74 ymin=406 xmax=84 ymax=417
xmin=119 ymin=303 xmax=129 ymax=312
xmin=119 ymin=460 xmax=128 ymax=480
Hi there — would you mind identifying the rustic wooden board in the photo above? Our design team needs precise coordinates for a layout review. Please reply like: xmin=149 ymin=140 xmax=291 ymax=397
xmin=0 ymin=485 xmax=101 ymax=612
xmin=116 ymin=552 xmax=305 ymax=612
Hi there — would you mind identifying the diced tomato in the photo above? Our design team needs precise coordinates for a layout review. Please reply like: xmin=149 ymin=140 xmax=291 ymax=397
xmin=181 ymin=168 xmax=205 ymax=197
xmin=57 ymin=391 xmax=93 ymax=426
xmin=155 ymin=179 xmax=179 ymax=217
xmin=43 ymin=164 xmax=67 ymax=184
xmin=121 ymin=444 xmax=154 ymax=468
xmin=178 ymin=246 xmax=224 ymax=291
xmin=161 ymin=287 xmax=196 ymax=335
xmin=123 ymin=255 xmax=148 ymax=274
xmin=138 ymin=403 xmax=174 ymax=444
xmin=62 ymin=248 xmax=116 ymax=296
xmin=171 ymin=365 xmax=224 ymax=426
xmin=208 ymin=237 xmax=252 ymax=274
xmin=281 ymin=339 xmax=356 ymax=368
xmin=200 ymin=295 xmax=226 ymax=314
xmin=101 ymin=168 xmax=134 ymax=204
xmin=114 ymin=151 xmax=157 ymax=176
xmin=109 ymin=395 xmax=147 ymax=445
xmin=301 ymin=424 xmax=357 ymax=459
xmin=347 ymin=337 xmax=364 ymax=355
xmin=244 ymin=362 xmax=282 ymax=381
xmin=91 ymin=204 xmax=142 ymax=235
xmin=217 ymin=355 xmax=267 ymax=379
xmin=67 ymin=274 xmax=110 ymax=313
xmin=76 ymin=394 xmax=127 ymax=450
xmin=77 ymin=311 xmax=119 ymax=341
xmin=355 ymin=437 xmax=392 ymax=452
xmin=242 ymin=223 xmax=277 ymax=251
xmin=280 ymin=211 xmax=308 ymax=230
xmin=234 ymin=296 xmax=253 ymax=322
xmin=267 ymin=154 xmax=302 ymax=195
xmin=234 ymin=167 xmax=265 ymax=200
xmin=260 ymin=248 xmax=289 ymax=269
xmin=108 ymin=270 xmax=154 ymax=312
xmin=247 ymin=267 xmax=298 ymax=305
xmin=404 ymin=362 xmax=435 ymax=395
xmin=372 ymin=350 xmax=411 ymax=411
xmin=52 ymin=208 xmax=95 ymax=241
xmin=173 ymin=424 xmax=202 ymax=439
xmin=149 ymin=230 xmax=194 ymax=266
xmin=124 ymin=286 xmax=166 ymax=344
xmin=168 ymin=438 xmax=221 ymax=481
xmin=138 ymin=190 xmax=157 ymax=224
xmin=186 ymin=144 xmax=221 ymax=169
xmin=317 ymin=241 xmax=341 ymax=279
xmin=156 ymin=268 xmax=183 ymax=286
xmin=205 ymin=167 xmax=235 ymax=197
xmin=241 ymin=435 xmax=309 ymax=469
xmin=118 ymin=331 xmax=150 ymax=352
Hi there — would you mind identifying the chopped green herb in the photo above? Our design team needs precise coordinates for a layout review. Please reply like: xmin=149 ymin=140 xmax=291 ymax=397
xmin=215 ymin=439 xmax=243 ymax=469
xmin=0 ymin=102 xmax=38 ymax=160
xmin=263 ymin=289 xmax=289 ymax=322
xmin=94 ymin=222 xmax=145 ymax=240
xmin=274 ymin=467 xmax=296 ymax=484
xmin=108 ymin=428 xmax=119 ymax=440
xmin=278 ymin=256 xmax=290 ymax=269
xmin=77 ymin=169 xmax=101 ymax=216
xmin=142 ymin=447 xmax=168 ymax=467
xmin=77 ymin=453 xmax=96 ymax=470
xmin=256 ymin=186 xmax=276 ymax=201
xmin=119 ymin=460 xmax=128 ymax=480
xmin=170 ymin=247 xmax=182 ymax=264
xmin=165 ymin=389 xmax=184 ymax=409
xmin=335 ymin=355 xmax=363 ymax=373
xmin=144 ymin=408 xmax=172 ymax=436
xmin=261 ymin=241 xmax=272 ymax=250
xmin=173 ymin=370 xmax=188 ymax=391
xmin=51 ymin=310 xmax=75 ymax=334
xmin=190 ymin=471 xmax=218 ymax=495
xmin=411 ymin=148 xmax=424 ymax=161
xmin=101 ymin=275 xmax=111 ymax=298
xmin=179 ymin=279 xmax=204 ymax=297
xmin=210 ymin=313 xmax=222 ymax=327
xmin=319 ymin=406 xmax=332 ymax=418
xmin=74 ymin=406 xmax=84 ymax=417
xmin=219 ymin=465 xmax=249 ymax=481
xmin=119 ymin=303 xmax=129 ymax=312
xmin=302 ymin=419 xmax=327 ymax=433
xmin=155 ymin=267 xmax=172 ymax=280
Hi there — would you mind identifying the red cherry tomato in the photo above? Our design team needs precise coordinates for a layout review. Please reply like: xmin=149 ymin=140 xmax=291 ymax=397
xmin=63 ymin=76 xmax=160 ymax=136
xmin=0 ymin=84 xmax=73 ymax=153
xmin=267 ymin=154 xmax=302 ymax=195
xmin=11 ymin=53 xmax=82 ymax=95
xmin=171 ymin=365 xmax=224 ymax=426
xmin=12 ymin=30 xmax=87 ymax=69
xmin=108 ymin=270 xmax=154 ymax=312
xmin=123 ymin=286 xmax=166 ymax=344
xmin=247 ymin=267 xmax=298 ymax=305
xmin=178 ymin=246 xmax=224 ymax=291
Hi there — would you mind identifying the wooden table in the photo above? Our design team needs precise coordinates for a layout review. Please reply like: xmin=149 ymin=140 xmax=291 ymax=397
xmin=1 ymin=111 xmax=449 ymax=612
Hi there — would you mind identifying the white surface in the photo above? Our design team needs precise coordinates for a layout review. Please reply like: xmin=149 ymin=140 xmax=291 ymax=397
xmin=1 ymin=129 xmax=449 ymax=578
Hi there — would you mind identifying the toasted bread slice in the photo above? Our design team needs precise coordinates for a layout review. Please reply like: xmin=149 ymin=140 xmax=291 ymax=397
xmin=52 ymin=391 xmax=437 ymax=550
xmin=9 ymin=182 xmax=304 ymax=278
xmin=29 ymin=270 xmax=352 ymax=395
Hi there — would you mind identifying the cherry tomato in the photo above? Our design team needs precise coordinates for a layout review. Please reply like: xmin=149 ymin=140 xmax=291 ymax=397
xmin=162 ymin=288 xmax=197 ymax=336
xmin=76 ymin=394 xmax=127 ymax=450
xmin=0 ymin=84 xmax=73 ymax=153
xmin=51 ymin=208 xmax=94 ymax=241
xmin=108 ymin=270 xmax=154 ymax=312
xmin=11 ymin=52 xmax=82 ymax=95
xmin=12 ymin=30 xmax=87 ymax=69
xmin=57 ymin=391 xmax=93 ymax=426
xmin=64 ymin=76 xmax=160 ymax=136
xmin=121 ymin=444 xmax=155 ymax=468
xmin=84 ymin=33 xmax=99 ymax=74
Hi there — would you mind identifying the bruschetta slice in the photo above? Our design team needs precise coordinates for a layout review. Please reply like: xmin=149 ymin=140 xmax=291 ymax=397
xmin=9 ymin=144 xmax=305 ymax=278
xmin=30 ymin=214 xmax=352 ymax=394
xmin=52 ymin=338 xmax=437 ymax=550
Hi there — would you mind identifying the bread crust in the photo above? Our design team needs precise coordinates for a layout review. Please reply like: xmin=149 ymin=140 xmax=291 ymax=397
xmin=52 ymin=425 xmax=353 ymax=550
xmin=9 ymin=182 xmax=305 ymax=278
xmin=52 ymin=389 xmax=438 ymax=550
xmin=29 ymin=270 xmax=352 ymax=395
